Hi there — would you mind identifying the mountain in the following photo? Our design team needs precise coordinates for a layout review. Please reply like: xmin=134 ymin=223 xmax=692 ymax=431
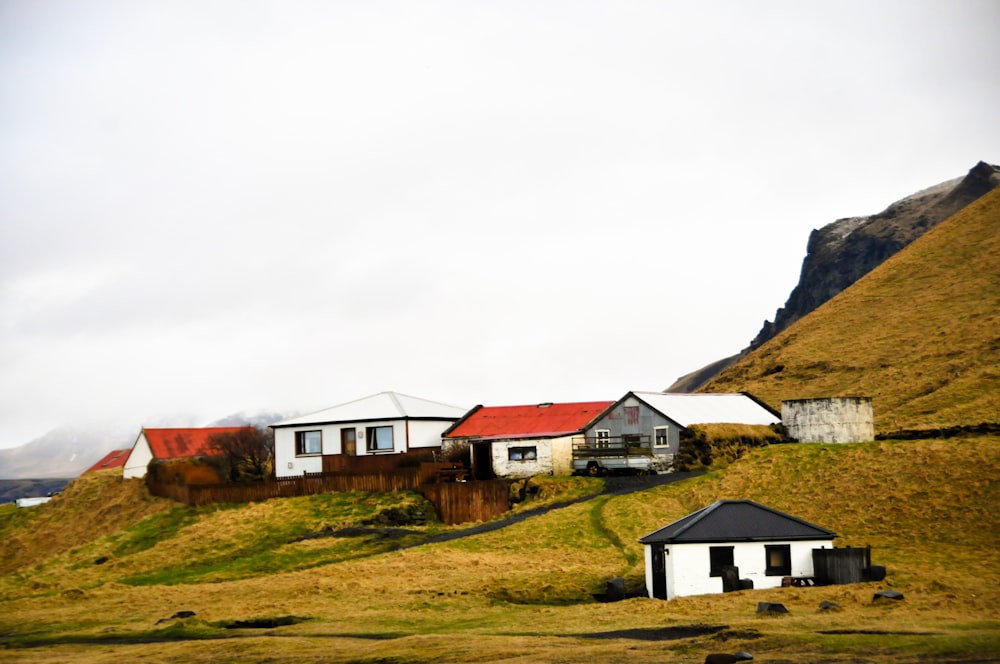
xmin=699 ymin=186 xmax=1000 ymax=432
xmin=667 ymin=161 xmax=1000 ymax=393
xmin=0 ymin=411 xmax=293 ymax=480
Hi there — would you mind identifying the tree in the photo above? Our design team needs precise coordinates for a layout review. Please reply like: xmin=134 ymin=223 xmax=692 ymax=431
xmin=208 ymin=427 xmax=274 ymax=482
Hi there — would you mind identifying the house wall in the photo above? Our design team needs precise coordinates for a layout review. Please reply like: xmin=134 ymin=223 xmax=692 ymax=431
xmin=122 ymin=435 xmax=153 ymax=479
xmin=782 ymin=397 xmax=874 ymax=443
xmin=489 ymin=436 xmax=574 ymax=478
xmin=645 ymin=539 xmax=833 ymax=599
xmin=586 ymin=395 xmax=679 ymax=455
xmin=275 ymin=419 xmax=453 ymax=478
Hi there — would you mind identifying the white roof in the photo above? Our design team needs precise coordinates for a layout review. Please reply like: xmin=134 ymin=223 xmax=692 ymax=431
xmin=273 ymin=391 xmax=468 ymax=427
xmin=631 ymin=392 xmax=779 ymax=427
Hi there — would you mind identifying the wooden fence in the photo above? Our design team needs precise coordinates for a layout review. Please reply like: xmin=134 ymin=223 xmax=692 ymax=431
xmin=812 ymin=545 xmax=872 ymax=584
xmin=146 ymin=463 xmax=510 ymax=525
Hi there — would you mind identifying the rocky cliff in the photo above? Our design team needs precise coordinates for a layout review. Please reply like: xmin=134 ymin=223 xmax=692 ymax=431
xmin=667 ymin=160 xmax=1000 ymax=393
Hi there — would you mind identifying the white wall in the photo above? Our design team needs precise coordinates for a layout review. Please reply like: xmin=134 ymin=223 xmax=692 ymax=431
xmin=275 ymin=419 xmax=453 ymax=478
xmin=490 ymin=436 xmax=571 ymax=478
xmin=122 ymin=434 xmax=153 ymax=479
xmin=647 ymin=539 xmax=832 ymax=599
xmin=782 ymin=397 xmax=874 ymax=443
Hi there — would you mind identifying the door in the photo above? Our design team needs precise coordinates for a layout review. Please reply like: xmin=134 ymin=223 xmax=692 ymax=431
xmin=472 ymin=442 xmax=495 ymax=480
xmin=341 ymin=428 xmax=357 ymax=456
xmin=650 ymin=544 xmax=667 ymax=599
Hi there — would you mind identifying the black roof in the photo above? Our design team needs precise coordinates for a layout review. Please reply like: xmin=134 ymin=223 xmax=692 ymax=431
xmin=638 ymin=500 xmax=836 ymax=545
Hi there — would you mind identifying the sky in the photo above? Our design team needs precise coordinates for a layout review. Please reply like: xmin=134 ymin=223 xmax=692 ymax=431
xmin=1 ymin=0 xmax=999 ymax=450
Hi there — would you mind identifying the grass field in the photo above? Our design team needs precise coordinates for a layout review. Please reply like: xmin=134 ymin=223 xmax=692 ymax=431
xmin=2 ymin=435 xmax=998 ymax=663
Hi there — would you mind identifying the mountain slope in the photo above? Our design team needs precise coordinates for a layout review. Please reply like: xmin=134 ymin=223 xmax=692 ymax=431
xmin=701 ymin=187 xmax=1000 ymax=431
xmin=668 ymin=161 xmax=1000 ymax=393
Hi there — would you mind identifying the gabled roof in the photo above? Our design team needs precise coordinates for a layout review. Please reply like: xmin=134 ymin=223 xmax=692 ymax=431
xmin=272 ymin=391 xmax=467 ymax=428
xmin=629 ymin=392 xmax=780 ymax=427
xmin=639 ymin=500 xmax=836 ymax=544
xmin=443 ymin=401 xmax=615 ymax=440
xmin=84 ymin=448 xmax=131 ymax=474
xmin=141 ymin=427 xmax=249 ymax=460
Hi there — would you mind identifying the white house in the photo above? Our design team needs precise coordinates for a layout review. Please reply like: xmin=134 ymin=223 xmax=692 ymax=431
xmin=271 ymin=392 xmax=467 ymax=479
xmin=639 ymin=500 xmax=836 ymax=600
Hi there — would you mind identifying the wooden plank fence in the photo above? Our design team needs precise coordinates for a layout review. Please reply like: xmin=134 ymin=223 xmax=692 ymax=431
xmin=146 ymin=463 xmax=510 ymax=525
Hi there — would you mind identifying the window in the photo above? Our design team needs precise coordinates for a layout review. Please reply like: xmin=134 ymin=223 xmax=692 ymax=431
xmin=508 ymin=446 xmax=537 ymax=461
xmin=296 ymin=430 xmax=322 ymax=456
xmin=765 ymin=544 xmax=792 ymax=576
xmin=654 ymin=426 xmax=668 ymax=447
xmin=366 ymin=426 xmax=394 ymax=452
xmin=709 ymin=546 xmax=734 ymax=577
xmin=595 ymin=430 xmax=610 ymax=447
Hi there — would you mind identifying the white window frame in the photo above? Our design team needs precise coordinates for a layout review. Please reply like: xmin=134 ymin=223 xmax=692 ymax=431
xmin=296 ymin=430 xmax=322 ymax=456
xmin=654 ymin=426 xmax=669 ymax=447
xmin=595 ymin=429 xmax=611 ymax=447
xmin=366 ymin=426 xmax=394 ymax=453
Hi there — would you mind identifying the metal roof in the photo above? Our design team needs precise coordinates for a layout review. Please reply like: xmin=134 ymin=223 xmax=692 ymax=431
xmin=630 ymin=392 xmax=780 ymax=427
xmin=639 ymin=500 xmax=836 ymax=544
xmin=141 ymin=427 xmax=249 ymax=460
xmin=272 ymin=391 xmax=468 ymax=427
xmin=443 ymin=401 xmax=614 ymax=440
xmin=84 ymin=448 xmax=131 ymax=474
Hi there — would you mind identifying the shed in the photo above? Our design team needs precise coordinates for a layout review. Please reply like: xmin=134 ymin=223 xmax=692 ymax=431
xmin=271 ymin=392 xmax=467 ymax=478
xmin=639 ymin=500 xmax=836 ymax=600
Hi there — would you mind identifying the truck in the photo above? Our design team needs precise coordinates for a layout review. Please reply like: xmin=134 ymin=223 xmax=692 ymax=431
xmin=571 ymin=434 xmax=673 ymax=476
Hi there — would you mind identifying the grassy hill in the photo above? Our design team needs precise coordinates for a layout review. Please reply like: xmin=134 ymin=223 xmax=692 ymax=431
xmin=702 ymin=187 xmax=1000 ymax=432
xmin=1 ymin=435 xmax=998 ymax=663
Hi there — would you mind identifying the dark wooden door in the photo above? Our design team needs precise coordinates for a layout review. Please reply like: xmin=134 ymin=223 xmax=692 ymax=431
xmin=650 ymin=544 xmax=667 ymax=599
xmin=472 ymin=442 xmax=495 ymax=480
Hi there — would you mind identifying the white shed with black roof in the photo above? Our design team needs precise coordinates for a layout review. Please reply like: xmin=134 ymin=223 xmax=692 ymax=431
xmin=639 ymin=500 xmax=837 ymax=600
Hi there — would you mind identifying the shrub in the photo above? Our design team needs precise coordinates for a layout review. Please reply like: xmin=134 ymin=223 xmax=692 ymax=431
xmin=675 ymin=423 xmax=786 ymax=470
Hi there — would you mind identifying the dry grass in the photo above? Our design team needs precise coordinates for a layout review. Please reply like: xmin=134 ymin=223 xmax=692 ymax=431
xmin=2 ymin=436 xmax=998 ymax=662
xmin=704 ymin=188 xmax=1000 ymax=432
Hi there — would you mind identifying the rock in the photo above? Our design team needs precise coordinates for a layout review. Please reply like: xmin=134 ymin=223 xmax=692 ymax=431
xmin=874 ymin=589 xmax=904 ymax=601
xmin=756 ymin=601 xmax=788 ymax=614
xmin=868 ymin=564 xmax=887 ymax=581
xmin=604 ymin=577 xmax=626 ymax=602
xmin=819 ymin=600 xmax=843 ymax=612
xmin=156 ymin=610 xmax=197 ymax=624
xmin=705 ymin=652 xmax=753 ymax=663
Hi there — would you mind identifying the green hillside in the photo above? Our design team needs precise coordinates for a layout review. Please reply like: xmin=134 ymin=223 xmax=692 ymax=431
xmin=1 ymin=436 xmax=998 ymax=663
xmin=703 ymin=188 xmax=1000 ymax=432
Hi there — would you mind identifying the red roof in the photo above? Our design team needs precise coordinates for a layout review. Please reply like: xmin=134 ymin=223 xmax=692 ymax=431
xmin=142 ymin=427 xmax=250 ymax=460
xmin=444 ymin=402 xmax=614 ymax=440
xmin=84 ymin=448 xmax=131 ymax=474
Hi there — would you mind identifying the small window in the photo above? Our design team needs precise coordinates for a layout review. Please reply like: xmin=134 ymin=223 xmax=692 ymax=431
xmin=595 ymin=430 xmax=610 ymax=447
xmin=508 ymin=446 xmax=537 ymax=461
xmin=765 ymin=544 xmax=792 ymax=576
xmin=709 ymin=546 xmax=734 ymax=577
xmin=366 ymin=426 xmax=394 ymax=452
xmin=296 ymin=430 xmax=322 ymax=456
xmin=654 ymin=426 xmax=668 ymax=447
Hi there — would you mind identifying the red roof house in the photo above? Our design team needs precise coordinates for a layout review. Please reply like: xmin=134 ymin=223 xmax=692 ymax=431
xmin=84 ymin=448 xmax=131 ymax=474
xmin=122 ymin=427 xmax=250 ymax=479
xmin=442 ymin=401 xmax=613 ymax=479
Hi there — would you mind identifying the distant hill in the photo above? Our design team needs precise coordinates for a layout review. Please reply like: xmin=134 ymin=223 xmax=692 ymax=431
xmin=700 ymin=187 xmax=1000 ymax=432
xmin=668 ymin=161 xmax=1000 ymax=393
xmin=0 ymin=411 xmax=291 ymax=480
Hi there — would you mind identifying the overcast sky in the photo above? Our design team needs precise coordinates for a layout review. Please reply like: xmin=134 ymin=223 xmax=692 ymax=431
xmin=1 ymin=0 xmax=998 ymax=449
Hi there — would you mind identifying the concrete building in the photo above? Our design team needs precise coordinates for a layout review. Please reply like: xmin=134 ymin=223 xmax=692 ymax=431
xmin=781 ymin=397 xmax=874 ymax=443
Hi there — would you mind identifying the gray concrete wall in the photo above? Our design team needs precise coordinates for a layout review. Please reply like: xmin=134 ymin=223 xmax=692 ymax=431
xmin=781 ymin=397 xmax=874 ymax=443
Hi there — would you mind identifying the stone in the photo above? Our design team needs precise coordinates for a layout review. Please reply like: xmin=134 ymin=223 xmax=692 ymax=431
xmin=756 ymin=601 xmax=788 ymax=614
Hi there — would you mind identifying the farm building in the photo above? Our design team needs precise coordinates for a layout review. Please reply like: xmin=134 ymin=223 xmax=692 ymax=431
xmin=443 ymin=392 xmax=782 ymax=479
xmin=122 ymin=427 xmax=251 ymax=479
xmin=84 ymin=448 xmax=131 ymax=474
xmin=782 ymin=397 xmax=874 ymax=443
xmin=574 ymin=392 xmax=781 ymax=476
xmin=639 ymin=500 xmax=837 ymax=600
xmin=271 ymin=392 xmax=467 ymax=479
xmin=441 ymin=401 xmax=614 ymax=479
